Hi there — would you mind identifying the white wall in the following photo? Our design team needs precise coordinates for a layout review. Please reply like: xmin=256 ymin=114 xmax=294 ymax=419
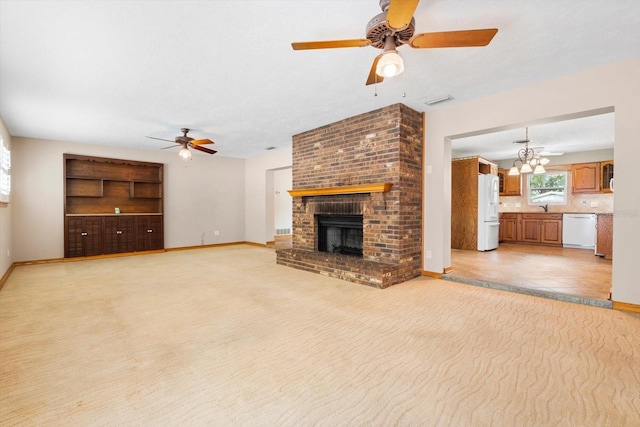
xmin=0 ymin=118 xmax=12 ymax=277
xmin=245 ymin=147 xmax=292 ymax=244
xmin=424 ymin=57 xmax=640 ymax=305
xmin=11 ymin=137 xmax=245 ymax=261
xmin=273 ymin=167 xmax=292 ymax=233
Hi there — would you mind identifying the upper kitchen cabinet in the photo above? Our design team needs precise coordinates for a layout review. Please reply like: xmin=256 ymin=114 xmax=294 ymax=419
xmin=600 ymin=161 xmax=614 ymax=193
xmin=497 ymin=169 xmax=521 ymax=196
xmin=571 ymin=162 xmax=600 ymax=193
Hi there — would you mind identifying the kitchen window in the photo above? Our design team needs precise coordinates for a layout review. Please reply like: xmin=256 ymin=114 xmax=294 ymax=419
xmin=527 ymin=171 xmax=567 ymax=205
xmin=0 ymin=136 xmax=10 ymax=203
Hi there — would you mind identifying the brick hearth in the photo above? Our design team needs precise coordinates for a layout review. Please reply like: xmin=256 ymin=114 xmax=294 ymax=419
xmin=277 ymin=103 xmax=423 ymax=288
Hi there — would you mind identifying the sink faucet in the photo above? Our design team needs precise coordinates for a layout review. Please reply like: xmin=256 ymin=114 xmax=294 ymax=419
xmin=539 ymin=204 xmax=549 ymax=213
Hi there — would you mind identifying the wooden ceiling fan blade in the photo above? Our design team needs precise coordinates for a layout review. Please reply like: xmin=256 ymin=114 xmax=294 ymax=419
xmin=386 ymin=0 xmax=420 ymax=30
xmin=365 ymin=54 xmax=384 ymax=86
xmin=191 ymin=138 xmax=214 ymax=145
xmin=410 ymin=28 xmax=498 ymax=48
xmin=191 ymin=144 xmax=217 ymax=155
xmin=146 ymin=136 xmax=175 ymax=142
xmin=291 ymin=39 xmax=371 ymax=50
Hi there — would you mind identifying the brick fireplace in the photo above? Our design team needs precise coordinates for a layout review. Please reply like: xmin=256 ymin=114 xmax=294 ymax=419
xmin=276 ymin=103 xmax=423 ymax=288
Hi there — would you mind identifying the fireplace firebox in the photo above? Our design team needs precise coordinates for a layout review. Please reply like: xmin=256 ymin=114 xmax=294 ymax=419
xmin=317 ymin=215 xmax=363 ymax=257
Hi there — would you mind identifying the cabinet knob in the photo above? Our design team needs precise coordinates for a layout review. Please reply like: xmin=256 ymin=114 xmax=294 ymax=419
xmin=147 ymin=229 xmax=153 ymax=233
xmin=116 ymin=230 xmax=122 ymax=235
xmin=81 ymin=232 xmax=88 ymax=236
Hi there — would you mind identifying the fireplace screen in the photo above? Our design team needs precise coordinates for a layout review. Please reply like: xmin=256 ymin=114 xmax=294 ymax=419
xmin=317 ymin=215 xmax=363 ymax=257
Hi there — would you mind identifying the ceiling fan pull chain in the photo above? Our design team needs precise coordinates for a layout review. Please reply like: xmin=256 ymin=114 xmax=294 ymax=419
xmin=402 ymin=69 xmax=406 ymax=97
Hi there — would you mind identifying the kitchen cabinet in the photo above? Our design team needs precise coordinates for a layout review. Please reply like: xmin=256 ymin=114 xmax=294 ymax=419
xmin=596 ymin=214 xmax=613 ymax=259
xmin=500 ymin=213 xmax=518 ymax=242
xmin=520 ymin=213 xmax=563 ymax=245
xmin=497 ymin=169 xmax=521 ymax=196
xmin=64 ymin=154 xmax=164 ymax=258
xmin=600 ymin=161 xmax=614 ymax=193
xmin=103 ymin=216 xmax=135 ymax=254
xmin=572 ymin=162 xmax=600 ymax=193
xmin=135 ymin=215 xmax=163 ymax=251
xmin=500 ymin=213 xmax=562 ymax=246
xmin=65 ymin=216 xmax=103 ymax=257
xmin=451 ymin=156 xmax=498 ymax=250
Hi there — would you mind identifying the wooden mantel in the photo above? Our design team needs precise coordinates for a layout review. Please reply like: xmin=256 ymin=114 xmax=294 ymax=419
xmin=288 ymin=183 xmax=393 ymax=198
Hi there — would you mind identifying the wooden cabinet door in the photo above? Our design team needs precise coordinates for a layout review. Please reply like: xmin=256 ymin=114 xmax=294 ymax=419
xmin=540 ymin=220 xmax=562 ymax=245
xmin=572 ymin=163 xmax=600 ymax=193
xmin=103 ymin=216 xmax=135 ymax=254
xmin=66 ymin=216 xmax=102 ymax=257
xmin=497 ymin=170 xmax=506 ymax=195
xmin=504 ymin=174 xmax=521 ymax=196
xmin=502 ymin=217 xmax=518 ymax=242
xmin=520 ymin=218 xmax=541 ymax=243
xmin=600 ymin=161 xmax=614 ymax=193
xmin=596 ymin=214 xmax=613 ymax=259
xmin=136 ymin=215 xmax=164 ymax=251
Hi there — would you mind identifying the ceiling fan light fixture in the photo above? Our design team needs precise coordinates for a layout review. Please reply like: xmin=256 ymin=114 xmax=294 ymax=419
xmin=376 ymin=49 xmax=404 ymax=78
xmin=179 ymin=146 xmax=192 ymax=160
xmin=508 ymin=165 xmax=520 ymax=176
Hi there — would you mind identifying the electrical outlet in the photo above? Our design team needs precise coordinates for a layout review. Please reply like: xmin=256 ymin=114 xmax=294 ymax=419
xmin=426 ymin=250 xmax=432 ymax=259
xmin=590 ymin=201 xmax=598 ymax=208
xmin=515 ymin=203 xmax=521 ymax=208
xmin=214 ymin=230 xmax=220 ymax=236
xmin=502 ymin=202 xmax=508 ymax=208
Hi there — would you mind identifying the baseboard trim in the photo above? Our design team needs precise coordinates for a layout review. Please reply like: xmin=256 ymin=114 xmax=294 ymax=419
xmin=421 ymin=270 xmax=443 ymax=279
xmin=0 ymin=263 xmax=17 ymax=291
xmin=612 ymin=301 xmax=640 ymax=314
xmin=443 ymin=266 xmax=453 ymax=274
xmin=165 ymin=242 xmax=248 ymax=252
xmin=242 ymin=241 xmax=266 ymax=248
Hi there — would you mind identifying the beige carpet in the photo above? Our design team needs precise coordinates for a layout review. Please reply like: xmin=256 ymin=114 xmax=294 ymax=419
xmin=1 ymin=245 xmax=639 ymax=426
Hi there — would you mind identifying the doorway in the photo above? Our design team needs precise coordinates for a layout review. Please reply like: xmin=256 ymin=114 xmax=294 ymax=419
xmin=447 ymin=110 xmax=614 ymax=305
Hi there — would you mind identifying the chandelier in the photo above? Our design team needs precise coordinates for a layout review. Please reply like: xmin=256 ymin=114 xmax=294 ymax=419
xmin=508 ymin=127 xmax=549 ymax=175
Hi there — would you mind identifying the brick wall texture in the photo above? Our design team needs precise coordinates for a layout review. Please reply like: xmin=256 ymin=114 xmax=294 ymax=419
xmin=277 ymin=103 xmax=423 ymax=288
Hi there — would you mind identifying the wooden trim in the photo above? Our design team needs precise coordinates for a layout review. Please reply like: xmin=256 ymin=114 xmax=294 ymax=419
xmin=288 ymin=183 xmax=392 ymax=198
xmin=65 ymin=213 xmax=163 ymax=217
xmin=421 ymin=112 xmax=425 ymax=272
xmin=612 ymin=301 xmax=640 ymax=314
xmin=243 ymin=241 xmax=268 ymax=248
xmin=0 ymin=263 xmax=17 ymax=291
xmin=421 ymin=270 xmax=443 ymax=279
xmin=14 ymin=258 xmax=64 ymax=266
xmin=443 ymin=266 xmax=453 ymax=274
xmin=165 ymin=242 xmax=248 ymax=251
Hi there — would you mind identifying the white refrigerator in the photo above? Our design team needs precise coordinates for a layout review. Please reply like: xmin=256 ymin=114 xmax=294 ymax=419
xmin=478 ymin=174 xmax=500 ymax=251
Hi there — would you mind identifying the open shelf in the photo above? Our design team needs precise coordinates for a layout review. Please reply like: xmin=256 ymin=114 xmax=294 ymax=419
xmin=66 ymin=178 xmax=103 ymax=197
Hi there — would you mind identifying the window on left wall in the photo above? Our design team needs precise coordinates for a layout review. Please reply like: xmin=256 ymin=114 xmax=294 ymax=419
xmin=0 ymin=136 xmax=10 ymax=203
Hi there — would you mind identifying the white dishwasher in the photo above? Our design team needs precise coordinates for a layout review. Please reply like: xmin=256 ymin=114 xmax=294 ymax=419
xmin=562 ymin=214 xmax=597 ymax=249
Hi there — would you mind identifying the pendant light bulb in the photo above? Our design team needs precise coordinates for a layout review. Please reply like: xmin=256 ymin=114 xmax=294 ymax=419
xmin=376 ymin=50 xmax=404 ymax=78
xmin=375 ymin=36 xmax=405 ymax=78
xmin=179 ymin=146 xmax=192 ymax=160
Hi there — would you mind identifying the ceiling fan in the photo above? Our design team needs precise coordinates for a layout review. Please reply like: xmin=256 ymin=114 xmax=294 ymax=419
xmin=146 ymin=128 xmax=217 ymax=160
xmin=291 ymin=0 xmax=498 ymax=85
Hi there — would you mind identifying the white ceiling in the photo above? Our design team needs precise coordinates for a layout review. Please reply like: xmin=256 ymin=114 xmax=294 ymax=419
xmin=451 ymin=111 xmax=616 ymax=162
xmin=1 ymin=0 xmax=639 ymax=158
